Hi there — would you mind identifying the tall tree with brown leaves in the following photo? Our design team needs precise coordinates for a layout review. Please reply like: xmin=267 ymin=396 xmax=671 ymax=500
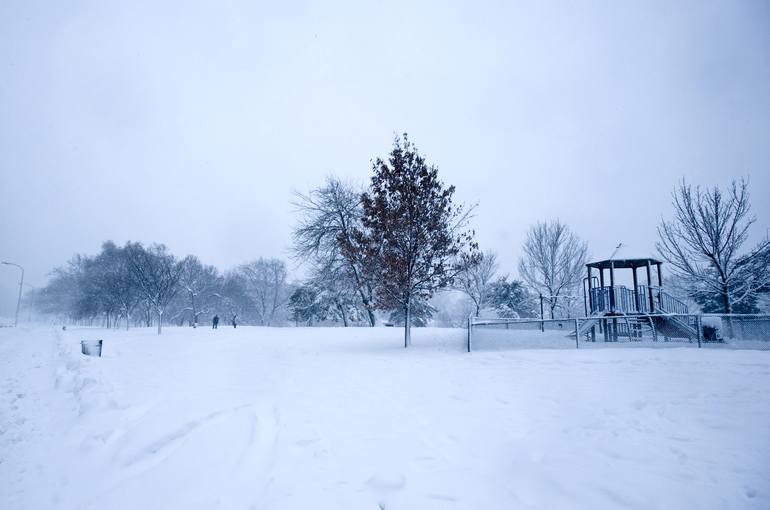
xmin=343 ymin=134 xmax=478 ymax=347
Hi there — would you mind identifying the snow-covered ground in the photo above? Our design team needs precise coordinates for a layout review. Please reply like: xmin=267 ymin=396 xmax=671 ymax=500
xmin=1 ymin=325 xmax=769 ymax=510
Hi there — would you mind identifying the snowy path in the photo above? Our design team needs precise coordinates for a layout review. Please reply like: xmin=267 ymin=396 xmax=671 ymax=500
xmin=1 ymin=326 xmax=769 ymax=509
xmin=0 ymin=327 xmax=78 ymax=508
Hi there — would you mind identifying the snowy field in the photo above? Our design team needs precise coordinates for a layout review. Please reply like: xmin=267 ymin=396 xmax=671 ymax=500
xmin=1 ymin=326 xmax=769 ymax=510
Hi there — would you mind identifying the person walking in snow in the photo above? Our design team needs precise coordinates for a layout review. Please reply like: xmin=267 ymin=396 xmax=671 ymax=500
xmin=212 ymin=314 xmax=219 ymax=329
xmin=231 ymin=315 xmax=237 ymax=328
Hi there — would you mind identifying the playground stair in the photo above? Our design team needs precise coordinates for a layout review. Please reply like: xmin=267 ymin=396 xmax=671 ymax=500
xmin=651 ymin=314 xmax=698 ymax=340
xmin=652 ymin=289 xmax=698 ymax=340
xmin=578 ymin=314 xmax=697 ymax=343
xmin=579 ymin=288 xmax=700 ymax=342
xmin=577 ymin=315 xmax=655 ymax=342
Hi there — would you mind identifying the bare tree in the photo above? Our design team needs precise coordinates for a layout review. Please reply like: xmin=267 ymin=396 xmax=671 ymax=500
xmin=457 ymin=250 xmax=498 ymax=317
xmin=96 ymin=241 xmax=140 ymax=330
xmin=238 ymin=258 xmax=290 ymax=326
xmin=216 ymin=271 xmax=253 ymax=324
xmin=80 ymin=253 xmax=119 ymax=327
xmin=291 ymin=176 xmax=377 ymax=326
xmin=35 ymin=256 xmax=87 ymax=323
xmin=178 ymin=255 xmax=221 ymax=327
xmin=306 ymin=258 xmax=364 ymax=326
xmin=124 ymin=242 xmax=182 ymax=334
xmin=518 ymin=220 xmax=587 ymax=319
xmin=37 ymin=244 xmax=139 ymax=328
xmin=657 ymin=179 xmax=770 ymax=313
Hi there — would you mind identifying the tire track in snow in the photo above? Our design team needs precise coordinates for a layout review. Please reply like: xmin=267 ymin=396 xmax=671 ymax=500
xmin=118 ymin=404 xmax=251 ymax=468
xmin=81 ymin=402 xmax=280 ymax=510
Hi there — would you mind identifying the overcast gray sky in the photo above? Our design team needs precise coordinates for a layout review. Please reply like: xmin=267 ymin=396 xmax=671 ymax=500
xmin=1 ymin=0 xmax=769 ymax=315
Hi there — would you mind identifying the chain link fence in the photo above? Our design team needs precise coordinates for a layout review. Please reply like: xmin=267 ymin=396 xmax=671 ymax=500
xmin=467 ymin=314 xmax=770 ymax=352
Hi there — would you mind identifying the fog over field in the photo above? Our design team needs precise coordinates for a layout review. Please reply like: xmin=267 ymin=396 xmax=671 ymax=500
xmin=2 ymin=1 xmax=770 ymax=316
xmin=2 ymin=4 xmax=770 ymax=509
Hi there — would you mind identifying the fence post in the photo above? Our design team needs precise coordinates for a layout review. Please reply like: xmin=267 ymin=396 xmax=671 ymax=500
xmin=574 ymin=318 xmax=580 ymax=349
xmin=696 ymin=315 xmax=702 ymax=348
xmin=467 ymin=316 xmax=472 ymax=353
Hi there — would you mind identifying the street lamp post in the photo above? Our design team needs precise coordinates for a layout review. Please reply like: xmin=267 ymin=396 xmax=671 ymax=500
xmin=1 ymin=261 xmax=24 ymax=327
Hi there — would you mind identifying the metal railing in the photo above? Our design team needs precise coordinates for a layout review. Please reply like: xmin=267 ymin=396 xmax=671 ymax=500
xmin=658 ymin=290 xmax=689 ymax=314
xmin=589 ymin=286 xmax=689 ymax=315
xmin=467 ymin=313 xmax=770 ymax=351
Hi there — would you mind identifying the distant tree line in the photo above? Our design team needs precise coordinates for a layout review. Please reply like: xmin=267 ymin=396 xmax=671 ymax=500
xmin=32 ymin=136 xmax=770 ymax=336
xmin=290 ymin=147 xmax=769 ymax=328
xmin=31 ymin=241 xmax=294 ymax=333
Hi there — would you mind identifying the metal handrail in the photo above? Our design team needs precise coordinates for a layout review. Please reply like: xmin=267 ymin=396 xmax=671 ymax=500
xmin=588 ymin=285 xmax=689 ymax=315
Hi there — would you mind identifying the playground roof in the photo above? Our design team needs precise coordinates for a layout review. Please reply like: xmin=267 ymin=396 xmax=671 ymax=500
xmin=587 ymin=258 xmax=662 ymax=270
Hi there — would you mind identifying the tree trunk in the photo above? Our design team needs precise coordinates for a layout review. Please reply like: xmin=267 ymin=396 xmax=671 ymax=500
xmin=722 ymin=284 xmax=734 ymax=338
xmin=722 ymin=284 xmax=732 ymax=314
xmin=404 ymin=300 xmax=412 ymax=348
xmin=353 ymin=275 xmax=376 ymax=326
xmin=358 ymin=290 xmax=376 ymax=326
xmin=191 ymin=293 xmax=198 ymax=328
xmin=338 ymin=302 xmax=349 ymax=327
xmin=366 ymin=307 xmax=376 ymax=327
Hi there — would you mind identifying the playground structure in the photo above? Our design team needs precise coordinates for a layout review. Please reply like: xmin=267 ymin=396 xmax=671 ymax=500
xmin=581 ymin=257 xmax=698 ymax=342
xmin=466 ymin=257 xmax=770 ymax=351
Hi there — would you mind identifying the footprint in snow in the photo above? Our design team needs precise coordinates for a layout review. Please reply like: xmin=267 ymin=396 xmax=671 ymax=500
xmin=428 ymin=493 xmax=457 ymax=502
xmin=366 ymin=473 xmax=406 ymax=492
xmin=295 ymin=437 xmax=320 ymax=447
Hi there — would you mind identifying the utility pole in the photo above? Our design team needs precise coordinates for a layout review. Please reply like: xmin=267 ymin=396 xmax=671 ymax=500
xmin=1 ymin=261 xmax=24 ymax=327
